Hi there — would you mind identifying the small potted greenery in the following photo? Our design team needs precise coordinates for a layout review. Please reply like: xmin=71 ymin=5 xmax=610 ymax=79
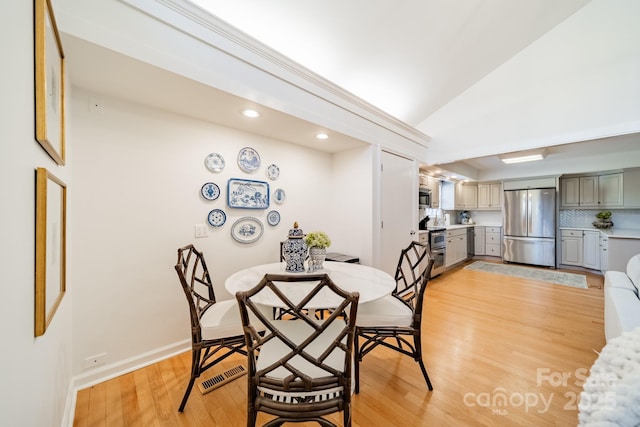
xmin=305 ymin=232 xmax=331 ymax=271
xmin=593 ymin=211 xmax=614 ymax=229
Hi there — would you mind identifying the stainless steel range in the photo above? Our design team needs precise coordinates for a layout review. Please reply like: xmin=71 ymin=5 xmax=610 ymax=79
xmin=428 ymin=228 xmax=446 ymax=277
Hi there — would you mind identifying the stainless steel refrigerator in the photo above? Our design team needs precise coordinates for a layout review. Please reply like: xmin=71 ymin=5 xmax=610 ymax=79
xmin=503 ymin=188 xmax=556 ymax=267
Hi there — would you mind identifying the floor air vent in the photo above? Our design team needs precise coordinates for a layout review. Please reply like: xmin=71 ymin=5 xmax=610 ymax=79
xmin=198 ymin=365 xmax=247 ymax=394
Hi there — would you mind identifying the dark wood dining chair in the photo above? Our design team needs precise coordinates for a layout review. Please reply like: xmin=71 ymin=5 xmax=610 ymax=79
xmin=174 ymin=244 xmax=262 ymax=412
xmin=354 ymin=240 xmax=435 ymax=393
xmin=236 ymin=273 xmax=359 ymax=427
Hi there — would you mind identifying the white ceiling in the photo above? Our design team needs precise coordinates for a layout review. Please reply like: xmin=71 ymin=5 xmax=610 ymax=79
xmin=190 ymin=0 xmax=590 ymax=126
xmin=62 ymin=0 xmax=640 ymax=178
xmin=63 ymin=35 xmax=369 ymax=154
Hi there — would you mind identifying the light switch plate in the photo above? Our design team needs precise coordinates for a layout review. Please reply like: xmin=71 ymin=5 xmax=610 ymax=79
xmin=195 ymin=224 xmax=208 ymax=238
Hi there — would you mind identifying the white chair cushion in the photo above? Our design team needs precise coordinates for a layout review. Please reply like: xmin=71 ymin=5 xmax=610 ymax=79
xmin=356 ymin=295 xmax=413 ymax=328
xmin=257 ymin=320 xmax=347 ymax=380
xmin=200 ymin=299 xmax=267 ymax=340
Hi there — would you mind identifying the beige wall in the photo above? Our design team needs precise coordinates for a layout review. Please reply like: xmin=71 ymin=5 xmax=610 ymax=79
xmin=0 ymin=1 xmax=74 ymax=426
xmin=68 ymin=88 xmax=373 ymax=390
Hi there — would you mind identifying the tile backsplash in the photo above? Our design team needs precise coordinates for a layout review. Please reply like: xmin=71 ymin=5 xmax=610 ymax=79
xmin=559 ymin=209 xmax=640 ymax=229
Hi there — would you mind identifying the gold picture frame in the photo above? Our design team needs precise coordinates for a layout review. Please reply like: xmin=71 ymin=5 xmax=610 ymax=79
xmin=35 ymin=0 xmax=66 ymax=165
xmin=35 ymin=168 xmax=67 ymax=337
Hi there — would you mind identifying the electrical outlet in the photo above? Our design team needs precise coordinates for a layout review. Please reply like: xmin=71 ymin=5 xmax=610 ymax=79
xmin=83 ymin=353 xmax=107 ymax=369
xmin=195 ymin=224 xmax=208 ymax=238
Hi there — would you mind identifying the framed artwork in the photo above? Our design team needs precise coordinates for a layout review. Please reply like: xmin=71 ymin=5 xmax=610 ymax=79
xmin=35 ymin=168 xmax=67 ymax=337
xmin=35 ymin=0 xmax=66 ymax=165
xmin=227 ymin=178 xmax=270 ymax=209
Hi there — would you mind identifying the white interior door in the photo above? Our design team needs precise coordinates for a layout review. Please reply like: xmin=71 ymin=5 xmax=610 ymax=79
xmin=380 ymin=151 xmax=415 ymax=277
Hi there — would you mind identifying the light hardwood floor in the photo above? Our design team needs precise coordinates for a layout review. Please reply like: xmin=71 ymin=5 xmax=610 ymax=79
xmin=73 ymin=261 xmax=605 ymax=426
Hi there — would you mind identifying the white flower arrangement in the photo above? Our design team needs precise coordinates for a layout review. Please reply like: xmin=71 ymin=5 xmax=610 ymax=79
xmin=304 ymin=231 xmax=331 ymax=248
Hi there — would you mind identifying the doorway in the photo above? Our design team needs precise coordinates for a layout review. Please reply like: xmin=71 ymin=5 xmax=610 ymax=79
xmin=380 ymin=150 xmax=416 ymax=277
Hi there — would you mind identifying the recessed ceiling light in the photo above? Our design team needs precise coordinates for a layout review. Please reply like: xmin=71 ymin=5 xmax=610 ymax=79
xmin=316 ymin=133 xmax=329 ymax=140
xmin=242 ymin=109 xmax=260 ymax=118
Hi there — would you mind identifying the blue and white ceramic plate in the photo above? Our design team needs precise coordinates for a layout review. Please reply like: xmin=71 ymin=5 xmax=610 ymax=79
xmin=237 ymin=147 xmax=260 ymax=173
xmin=267 ymin=210 xmax=281 ymax=226
xmin=266 ymin=164 xmax=280 ymax=180
xmin=204 ymin=153 xmax=225 ymax=172
xmin=201 ymin=182 xmax=220 ymax=200
xmin=227 ymin=178 xmax=269 ymax=209
xmin=231 ymin=217 xmax=264 ymax=243
xmin=207 ymin=209 xmax=226 ymax=227
xmin=273 ymin=188 xmax=286 ymax=204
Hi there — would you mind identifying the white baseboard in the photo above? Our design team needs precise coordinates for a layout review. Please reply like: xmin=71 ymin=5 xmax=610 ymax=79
xmin=63 ymin=339 xmax=190 ymax=426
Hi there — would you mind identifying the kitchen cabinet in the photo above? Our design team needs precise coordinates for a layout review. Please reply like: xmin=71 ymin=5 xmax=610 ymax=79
xmin=427 ymin=176 xmax=440 ymax=208
xmin=561 ymin=229 xmax=583 ymax=266
xmin=419 ymin=174 xmax=440 ymax=208
xmin=579 ymin=176 xmax=599 ymax=206
xmin=485 ymin=226 xmax=502 ymax=257
xmin=560 ymin=173 xmax=623 ymax=208
xmin=598 ymin=174 xmax=623 ymax=207
xmin=560 ymin=229 xmax=602 ymax=271
xmin=441 ymin=181 xmax=477 ymax=210
xmin=477 ymin=183 xmax=502 ymax=210
xmin=460 ymin=184 xmax=478 ymax=209
xmin=474 ymin=226 xmax=485 ymax=255
xmin=561 ymin=177 xmax=581 ymax=207
xmin=445 ymin=228 xmax=467 ymax=267
xmin=418 ymin=231 xmax=429 ymax=245
xmin=583 ymin=230 xmax=600 ymax=270
xmin=623 ymin=167 xmax=640 ymax=208
xmin=599 ymin=233 xmax=609 ymax=273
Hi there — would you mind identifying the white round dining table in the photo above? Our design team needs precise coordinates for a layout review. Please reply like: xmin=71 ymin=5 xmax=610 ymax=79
xmin=225 ymin=261 xmax=395 ymax=309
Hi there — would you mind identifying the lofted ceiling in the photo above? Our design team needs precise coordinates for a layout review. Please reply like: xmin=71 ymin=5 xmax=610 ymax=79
xmin=62 ymin=0 xmax=640 ymax=177
xmin=189 ymin=0 xmax=590 ymax=126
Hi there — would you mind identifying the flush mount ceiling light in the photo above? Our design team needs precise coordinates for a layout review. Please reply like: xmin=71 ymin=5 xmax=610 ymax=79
xmin=499 ymin=148 xmax=547 ymax=164
xmin=316 ymin=132 xmax=329 ymax=140
xmin=242 ymin=109 xmax=260 ymax=118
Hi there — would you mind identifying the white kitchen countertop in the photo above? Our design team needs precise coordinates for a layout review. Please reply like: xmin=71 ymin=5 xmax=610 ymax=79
xmin=437 ymin=225 xmax=639 ymax=238
xmin=431 ymin=223 xmax=503 ymax=230
xmin=559 ymin=227 xmax=640 ymax=239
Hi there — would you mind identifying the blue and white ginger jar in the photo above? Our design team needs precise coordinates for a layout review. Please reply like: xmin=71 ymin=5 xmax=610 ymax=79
xmin=283 ymin=222 xmax=307 ymax=273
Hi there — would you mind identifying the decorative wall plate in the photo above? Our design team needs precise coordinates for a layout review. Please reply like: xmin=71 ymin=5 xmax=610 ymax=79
xmin=207 ymin=209 xmax=226 ymax=227
xmin=205 ymin=153 xmax=225 ymax=172
xmin=266 ymin=164 xmax=280 ymax=180
xmin=227 ymin=178 xmax=269 ymax=209
xmin=267 ymin=210 xmax=281 ymax=226
xmin=237 ymin=147 xmax=260 ymax=173
xmin=273 ymin=188 xmax=286 ymax=204
xmin=201 ymin=182 xmax=220 ymax=200
xmin=231 ymin=217 xmax=264 ymax=243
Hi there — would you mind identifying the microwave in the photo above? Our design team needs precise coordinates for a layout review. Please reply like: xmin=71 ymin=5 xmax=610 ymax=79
xmin=418 ymin=187 xmax=431 ymax=208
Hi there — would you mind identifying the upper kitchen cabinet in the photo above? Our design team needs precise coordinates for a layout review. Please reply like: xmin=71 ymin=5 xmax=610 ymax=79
xmin=418 ymin=174 xmax=440 ymax=208
xmin=430 ymin=177 xmax=440 ymax=209
xmin=477 ymin=182 xmax=502 ymax=210
xmin=560 ymin=172 xmax=623 ymax=208
xmin=598 ymin=174 xmax=624 ymax=206
xmin=623 ymin=167 xmax=640 ymax=208
xmin=441 ymin=181 xmax=477 ymax=210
